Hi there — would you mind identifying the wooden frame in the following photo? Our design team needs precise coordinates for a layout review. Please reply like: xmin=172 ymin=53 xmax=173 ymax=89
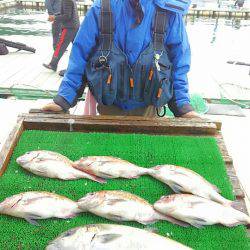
xmin=0 ymin=112 xmax=249 ymax=231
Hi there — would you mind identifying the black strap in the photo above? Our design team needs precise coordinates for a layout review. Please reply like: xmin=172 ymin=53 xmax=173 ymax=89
xmin=153 ymin=8 xmax=169 ymax=50
xmin=100 ymin=0 xmax=113 ymax=50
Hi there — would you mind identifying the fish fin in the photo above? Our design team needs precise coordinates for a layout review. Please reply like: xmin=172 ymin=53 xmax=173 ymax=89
xmin=63 ymin=213 xmax=78 ymax=219
xmin=84 ymin=173 xmax=107 ymax=184
xmin=190 ymin=201 xmax=205 ymax=208
xmin=162 ymin=216 xmax=190 ymax=227
xmin=173 ymin=169 xmax=188 ymax=176
xmin=95 ymin=233 xmax=122 ymax=243
xmin=25 ymin=217 xmax=40 ymax=226
xmin=144 ymin=226 xmax=159 ymax=234
xmin=34 ymin=169 xmax=46 ymax=175
xmin=188 ymin=222 xmax=204 ymax=229
xmin=170 ymin=182 xmax=184 ymax=194
xmin=106 ymin=199 xmax=126 ymax=206
xmin=106 ymin=214 xmax=125 ymax=221
xmin=136 ymin=219 xmax=150 ymax=225
xmin=186 ymin=216 xmax=206 ymax=228
xmin=228 ymin=200 xmax=244 ymax=211
xmin=212 ymin=184 xmax=221 ymax=193
xmin=98 ymin=171 xmax=115 ymax=179
xmin=224 ymin=221 xmax=245 ymax=227
xmin=91 ymin=176 xmax=107 ymax=184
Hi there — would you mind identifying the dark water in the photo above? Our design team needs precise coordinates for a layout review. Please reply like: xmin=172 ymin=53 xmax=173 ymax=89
xmin=0 ymin=8 xmax=51 ymax=36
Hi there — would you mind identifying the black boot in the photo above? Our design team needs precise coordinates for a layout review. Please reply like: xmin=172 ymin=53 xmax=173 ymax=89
xmin=59 ymin=69 xmax=66 ymax=76
xmin=43 ymin=63 xmax=57 ymax=72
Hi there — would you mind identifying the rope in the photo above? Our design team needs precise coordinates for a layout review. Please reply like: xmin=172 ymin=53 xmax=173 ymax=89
xmin=210 ymin=74 xmax=250 ymax=109
xmin=8 ymin=83 xmax=55 ymax=98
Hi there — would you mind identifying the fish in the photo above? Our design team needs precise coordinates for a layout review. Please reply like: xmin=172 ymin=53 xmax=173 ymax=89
xmin=0 ymin=191 xmax=82 ymax=225
xmin=149 ymin=165 xmax=232 ymax=205
xmin=154 ymin=194 xmax=250 ymax=228
xmin=77 ymin=190 xmax=187 ymax=226
xmin=16 ymin=150 xmax=105 ymax=183
xmin=73 ymin=156 xmax=154 ymax=179
xmin=46 ymin=223 xmax=192 ymax=250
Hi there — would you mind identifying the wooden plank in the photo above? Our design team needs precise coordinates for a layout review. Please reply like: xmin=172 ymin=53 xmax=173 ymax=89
xmin=0 ymin=117 xmax=24 ymax=176
xmin=216 ymin=133 xmax=245 ymax=199
xmin=27 ymin=111 xmax=222 ymax=130
xmin=22 ymin=115 xmax=218 ymax=135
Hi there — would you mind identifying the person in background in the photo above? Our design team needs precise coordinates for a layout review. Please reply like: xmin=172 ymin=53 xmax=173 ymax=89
xmin=45 ymin=0 xmax=62 ymax=50
xmin=234 ymin=0 xmax=245 ymax=8
xmin=42 ymin=0 xmax=200 ymax=118
xmin=43 ymin=0 xmax=80 ymax=72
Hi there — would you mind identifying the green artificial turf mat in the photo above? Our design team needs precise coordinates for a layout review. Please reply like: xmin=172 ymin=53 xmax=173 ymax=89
xmin=0 ymin=130 xmax=249 ymax=249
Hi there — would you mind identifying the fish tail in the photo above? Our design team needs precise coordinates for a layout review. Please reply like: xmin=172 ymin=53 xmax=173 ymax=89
xmin=141 ymin=168 xmax=157 ymax=176
xmin=146 ymin=166 xmax=161 ymax=177
xmin=247 ymin=216 xmax=250 ymax=225
xmin=210 ymin=192 xmax=233 ymax=206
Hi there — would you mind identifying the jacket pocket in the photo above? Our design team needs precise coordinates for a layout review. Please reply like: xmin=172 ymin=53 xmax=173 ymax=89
xmin=133 ymin=64 xmax=146 ymax=102
xmin=101 ymin=66 xmax=116 ymax=105
xmin=87 ymin=61 xmax=116 ymax=105
xmin=153 ymin=59 xmax=173 ymax=107
xmin=143 ymin=64 xmax=154 ymax=104
xmin=117 ymin=62 xmax=128 ymax=101
xmin=152 ymin=78 xmax=173 ymax=107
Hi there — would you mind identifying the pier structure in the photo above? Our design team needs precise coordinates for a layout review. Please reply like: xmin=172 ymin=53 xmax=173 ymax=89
xmin=189 ymin=7 xmax=250 ymax=18
xmin=0 ymin=0 xmax=250 ymax=18
xmin=0 ymin=0 xmax=16 ymax=9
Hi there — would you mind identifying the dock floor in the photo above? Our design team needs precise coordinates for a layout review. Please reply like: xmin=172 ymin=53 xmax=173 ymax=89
xmin=1 ymin=34 xmax=250 ymax=101
xmin=0 ymin=35 xmax=69 ymax=91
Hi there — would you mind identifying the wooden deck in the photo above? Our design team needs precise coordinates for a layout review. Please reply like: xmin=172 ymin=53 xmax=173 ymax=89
xmin=1 ymin=33 xmax=249 ymax=101
xmin=0 ymin=36 xmax=68 ymax=91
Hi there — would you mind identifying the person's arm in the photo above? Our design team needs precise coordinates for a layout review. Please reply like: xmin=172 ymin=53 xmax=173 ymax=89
xmin=51 ymin=4 xmax=100 ymax=111
xmin=54 ymin=0 xmax=73 ymax=22
xmin=165 ymin=13 xmax=196 ymax=117
xmin=45 ymin=0 xmax=55 ymax=15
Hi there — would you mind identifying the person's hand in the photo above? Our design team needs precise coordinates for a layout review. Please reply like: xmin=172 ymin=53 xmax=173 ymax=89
xmin=48 ymin=15 xmax=55 ymax=22
xmin=42 ymin=102 xmax=63 ymax=112
xmin=181 ymin=111 xmax=203 ymax=119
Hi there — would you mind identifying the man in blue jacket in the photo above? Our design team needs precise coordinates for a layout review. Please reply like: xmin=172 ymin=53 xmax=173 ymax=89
xmin=45 ymin=0 xmax=62 ymax=50
xmin=43 ymin=0 xmax=199 ymax=118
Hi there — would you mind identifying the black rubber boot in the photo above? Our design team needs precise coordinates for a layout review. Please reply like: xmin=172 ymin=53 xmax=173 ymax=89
xmin=43 ymin=63 xmax=57 ymax=72
xmin=58 ymin=69 xmax=66 ymax=76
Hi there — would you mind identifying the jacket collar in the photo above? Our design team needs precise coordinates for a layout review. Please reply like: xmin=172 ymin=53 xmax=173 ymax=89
xmin=154 ymin=0 xmax=191 ymax=15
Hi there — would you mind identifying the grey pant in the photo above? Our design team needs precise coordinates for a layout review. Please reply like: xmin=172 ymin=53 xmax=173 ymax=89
xmin=52 ymin=20 xmax=62 ymax=50
xmin=50 ymin=27 xmax=78 ymax=69
xmin=97 ymin=104 xmax=157 ymax=117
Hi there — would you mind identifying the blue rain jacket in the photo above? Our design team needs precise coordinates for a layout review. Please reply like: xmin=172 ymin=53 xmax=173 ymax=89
xmin=54 ymin=0 xmax=193 ymax=116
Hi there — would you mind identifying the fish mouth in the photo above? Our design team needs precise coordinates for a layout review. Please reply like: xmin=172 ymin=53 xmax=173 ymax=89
xmin=0 ymin=202 xmax=4 ymax=213
xmin=16 ymin=156 xmax=26 ymax=165
xmin=46 ymin=243 xmax=60 ymax=250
